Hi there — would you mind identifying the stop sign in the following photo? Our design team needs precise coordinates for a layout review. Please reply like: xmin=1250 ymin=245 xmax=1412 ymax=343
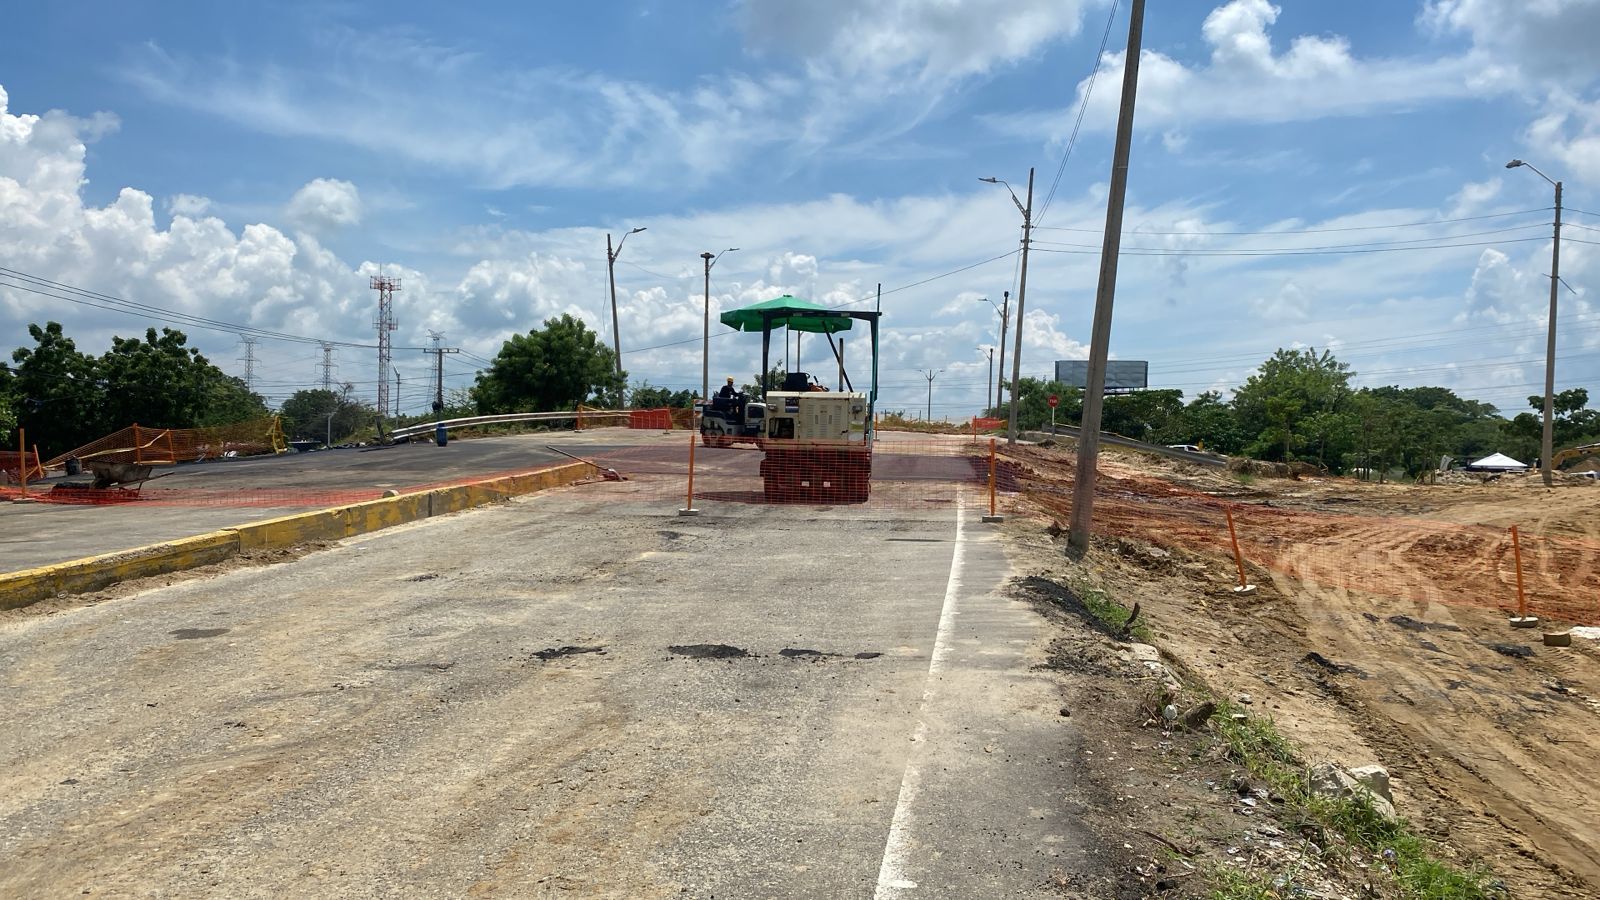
xmin=1047 ymin=394 xmax=1060 ymax=408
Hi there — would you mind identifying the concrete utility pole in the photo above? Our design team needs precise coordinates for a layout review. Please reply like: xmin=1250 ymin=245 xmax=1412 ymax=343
xmin=998 ymin=290 xmax=1010 ymax=410
xmin=424 ymin=335 xmax=460 ymax=446
xmin=394 ymin=369 xmax=402 ymax=419
xmin=1505 ymin=158 xmax=1563 ymax=486
xmin=981 ymin=172 xmax=1033 ymax=444
xmin=923 ymin=369 xmax=940 ymax=421
xmin=606 ymin=227 xmax=646 ymax=399
xmin=701 ymin=247 xmax=738 ymax=400
xmin=985 ymin=346 xmax=995 ymax=414
xmin=1070 ymin=0 xmax=1146 ymax=552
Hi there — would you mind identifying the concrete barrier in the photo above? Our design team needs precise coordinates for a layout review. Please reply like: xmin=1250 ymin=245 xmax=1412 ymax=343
xmin=1 ymin=461 xmax=592 ymax=610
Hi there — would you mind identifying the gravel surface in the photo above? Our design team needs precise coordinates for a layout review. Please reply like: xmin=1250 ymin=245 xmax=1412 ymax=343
xmin=0 ymin=482 xmax=1090 ymax=897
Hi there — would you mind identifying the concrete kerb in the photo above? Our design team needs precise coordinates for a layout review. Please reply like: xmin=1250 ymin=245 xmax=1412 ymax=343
xmin=1 ymin=461 xmax=591 ymax=610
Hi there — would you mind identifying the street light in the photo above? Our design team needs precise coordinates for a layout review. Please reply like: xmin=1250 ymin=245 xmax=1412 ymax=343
xmin=1505 ymin=158 xmax=1563 ymax=487
xmin=607 ymin=226 xmax=647 ymax=401
xmin=701 ymin=247 xmax=739 ymax=400
xmin=976 ymin=291 xmax=1010 ymax=411
xmin=980 ymin=170 xmax=1034 ymax=444
xmin=982 ymin=345 xmax=994 ymax=417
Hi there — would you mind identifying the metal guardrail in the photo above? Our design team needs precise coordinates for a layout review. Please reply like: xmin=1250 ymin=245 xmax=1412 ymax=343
xmin=387 ymin=411 xmax=593 ymax=441
xmin=1021 ymin=425 xmax=1229 ymax=468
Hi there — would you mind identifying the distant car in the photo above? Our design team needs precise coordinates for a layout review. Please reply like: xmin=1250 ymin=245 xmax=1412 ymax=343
xmin=1576 ymin=470 xmax=1600 ymax=480
xmin=1166 ymin=444 xmax=1203 ymax=453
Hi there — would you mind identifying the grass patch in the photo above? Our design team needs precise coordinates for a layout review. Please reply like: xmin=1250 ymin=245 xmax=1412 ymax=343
xmin=1209 ymin=701 xmax=1498 ymax=899
xmin=1233 ymin=470 xmax=1256 ymax=486
xmin=1072 ymin=577 xmax=1154 ymax=642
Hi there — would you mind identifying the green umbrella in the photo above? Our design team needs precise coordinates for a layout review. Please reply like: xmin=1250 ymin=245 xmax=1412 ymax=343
xmin=719 ymin=295 xmax=855 ymax=334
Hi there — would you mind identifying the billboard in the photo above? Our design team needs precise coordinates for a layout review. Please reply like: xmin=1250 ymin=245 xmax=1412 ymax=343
xmin=1055 ymin=359 xmax=1149 ymax=393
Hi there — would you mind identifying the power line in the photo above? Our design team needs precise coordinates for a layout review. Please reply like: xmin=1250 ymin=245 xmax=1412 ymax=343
xmin=1033 ymin=222 xmax=1546 ymax=251
xmin=1031 ymin=236 xmax=1547 ymax=257
xmin=1031 ymin=207 xmax=1551 ymax=235
xmin=1035 ymin=0 xmax=1121 ymax=225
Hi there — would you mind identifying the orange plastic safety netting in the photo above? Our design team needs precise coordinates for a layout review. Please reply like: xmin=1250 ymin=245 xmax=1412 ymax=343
xmin=1 ymin=448 xmax=45 ymax=483
xmin=42 ymin=418 xmax=287 ymax=469
xmin=1009 ymin=446 xmax=1600 ymax=627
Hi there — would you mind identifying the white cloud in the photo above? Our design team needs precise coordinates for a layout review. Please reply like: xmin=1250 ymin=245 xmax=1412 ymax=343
xmin=165 ymin=193 xmax=212 ymax=217
xmin=286 ymin=177 xmax=362 ymax=232
xmin=998 ymin=0 xmax=1488 ymax=138
xmin=1422 ymin=0 xmax=1600 ymax=88
xmin=736 ymin=0 xmax=1092 ymax=82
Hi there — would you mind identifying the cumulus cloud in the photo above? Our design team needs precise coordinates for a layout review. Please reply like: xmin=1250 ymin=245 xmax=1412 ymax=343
xmin=286 ymin=177 xmax=362 ymax=232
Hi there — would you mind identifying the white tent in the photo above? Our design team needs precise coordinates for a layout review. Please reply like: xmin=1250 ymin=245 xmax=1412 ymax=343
xmin=1465 ymin=452 xmax=1528 ymax=472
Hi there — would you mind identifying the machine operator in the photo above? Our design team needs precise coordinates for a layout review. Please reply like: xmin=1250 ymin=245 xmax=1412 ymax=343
xmin=718 ymin=376 xmax=738 ymax=399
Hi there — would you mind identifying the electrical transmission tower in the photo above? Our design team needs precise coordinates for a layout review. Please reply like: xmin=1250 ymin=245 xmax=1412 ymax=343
xmin=424 ymin=331 xmax=459 ymax=414
xmin=370 ymin=275 xmax=401 ymax=434
xmin=238 ymin=336 xmax=258 ymax=392
xmin=318 ymin=342 xmax=337 ymax=391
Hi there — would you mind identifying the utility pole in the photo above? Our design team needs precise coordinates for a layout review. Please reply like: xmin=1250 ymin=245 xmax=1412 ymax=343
xmin=1505 ymin=158 xmax=1563 ymax=486
xmin=981 ymin=171 xmax=1034 ymax=444
xmin=394 ymin=369 xmax=402 ymax=419
xmin=701 ymin=247 xmax=738 ymax=400
xmin=318 ymin=342 xmax=336 ymax=391
xmin=237 ymin=336 xmax=257 ymax=392
xmin=924 ymin=369 xmax=940 ymax=421
xmin=370 ymin=274 xmax=401 ymax=437
xmin=423 ymin=336 xmax=460 ymax=413
xmin=985 ymin=346 xmax=994 ymax=414
xmin=606 ymin=226 xmax=646 ymax=402
xmin=1070 ymin=0 xmax=1146 ymax=552
xmin=997 ymin=290 xmax=1010 ymax=411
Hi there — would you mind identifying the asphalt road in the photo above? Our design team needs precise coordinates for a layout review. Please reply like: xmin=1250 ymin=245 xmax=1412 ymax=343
xmin=0 ymin=431 xmax=663 ymax=573
xmin=0 ymin=482 xmax=1088 ymax=897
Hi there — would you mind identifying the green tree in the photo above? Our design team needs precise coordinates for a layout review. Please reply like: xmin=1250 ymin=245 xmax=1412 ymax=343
xmin=1098 ymin=389 xmax=1184 ymax=441
xmin=472 ymin=314 xmax=626 ymax=412
xmin=1159 ymin=391 xmax=1245 ymax=454
xmin=98 ymin=327 xmax=265 ymax=429
xmin=741 ymin=366 xmax=787 ymax=396
xmin=630 ymin=382 xmax=696 ymax=408
xmin=990 ymin=378 xmax=1080 ymax=430
xmin=6 ymin=322 xmax=107 ymax=456
xmin=279 ymin=386 xmax=371 ymax=444
xmin=1232 ymin=348 xmax=1352 ymax=462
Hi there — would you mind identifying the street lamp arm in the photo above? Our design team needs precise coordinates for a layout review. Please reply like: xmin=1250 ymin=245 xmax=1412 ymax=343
xmin=1506 ymin=158 xmax=1558 ymax=188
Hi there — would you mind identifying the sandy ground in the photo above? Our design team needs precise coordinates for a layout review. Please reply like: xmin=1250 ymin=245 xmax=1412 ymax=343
xmin=1008 ymin=443 xmax=1600 ymax=897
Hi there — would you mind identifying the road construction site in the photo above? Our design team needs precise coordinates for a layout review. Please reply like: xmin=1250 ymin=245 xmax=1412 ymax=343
xmin=4 ymin=427 xmax=1600 ymax=897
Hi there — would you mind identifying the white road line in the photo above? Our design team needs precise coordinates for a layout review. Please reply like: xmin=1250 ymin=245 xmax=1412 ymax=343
xmin=873 ymin=499 xmax=966 ymax=898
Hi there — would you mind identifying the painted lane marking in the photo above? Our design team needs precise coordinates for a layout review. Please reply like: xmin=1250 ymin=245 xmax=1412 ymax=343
xmin=873 ymin=499 xmax=965 ymax=898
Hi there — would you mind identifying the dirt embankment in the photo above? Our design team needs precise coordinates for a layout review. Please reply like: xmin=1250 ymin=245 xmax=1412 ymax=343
xmin=1006 ymin=445 xmax=1600 ymax=898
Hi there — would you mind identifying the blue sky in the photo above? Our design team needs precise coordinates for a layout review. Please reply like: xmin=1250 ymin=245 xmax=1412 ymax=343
xmin=3 ymin=0 xmax=1599 ymax=419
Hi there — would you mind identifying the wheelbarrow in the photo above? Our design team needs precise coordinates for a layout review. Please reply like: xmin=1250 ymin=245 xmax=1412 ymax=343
xmin=85 ymin=460 xmax=174 ymax=491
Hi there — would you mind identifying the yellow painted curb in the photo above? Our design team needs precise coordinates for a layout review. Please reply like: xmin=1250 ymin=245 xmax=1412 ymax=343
xmin=0 ymin=530 xmax=240 ymax=611
xmin=1 ymin=461 xmax=592 ymax=610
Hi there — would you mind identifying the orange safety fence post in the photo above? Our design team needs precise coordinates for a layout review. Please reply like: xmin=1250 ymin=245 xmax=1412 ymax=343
xmin=679 ymin=404 xmax=700 ymax=517
xmin=1225 ymin=505 xmax=1255 ymax=594
xmin=17 ymin=426 xmax=26 ymax=499
xmin=165 ymin=428 xmax=177 ymax=463
xmin=32 ymin=444 xmax=42 ymax=481
xmin=981 ymin=437 xmax=1004 ymax=523
xmin=1508 ymin=524 xmax=1539 ymax=628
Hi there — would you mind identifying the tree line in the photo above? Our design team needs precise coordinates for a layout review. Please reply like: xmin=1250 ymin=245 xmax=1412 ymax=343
xmin=2 ymin=322 xmax=267 ymax=457
xmin=992 ymin=347 xmax=1590 ymax=478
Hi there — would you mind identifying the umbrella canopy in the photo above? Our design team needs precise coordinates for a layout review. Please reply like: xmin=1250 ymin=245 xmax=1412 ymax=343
xmin=720 ymin=295 xmax=855 ymax=335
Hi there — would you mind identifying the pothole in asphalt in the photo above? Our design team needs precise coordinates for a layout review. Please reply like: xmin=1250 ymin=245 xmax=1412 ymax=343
xmin=404 ymin=573 xmax=441 ymax=582
xmin=169 ymin=628 xmax=229 ymax=640
xmin=530 ymin=645 xmax=607 ymax=661
xmin=669 ymin=644 xmax=751 ymax=659
xmin=779 ymin=648 xmax=883 ymax=660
